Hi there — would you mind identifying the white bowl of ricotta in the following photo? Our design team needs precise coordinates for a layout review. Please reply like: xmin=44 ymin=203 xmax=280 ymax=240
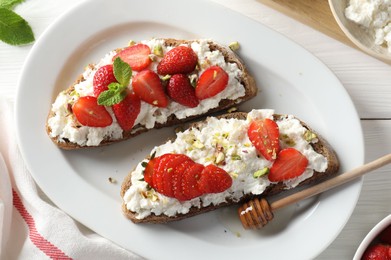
xmin=329 ymin=0 xmax=391 ymax=63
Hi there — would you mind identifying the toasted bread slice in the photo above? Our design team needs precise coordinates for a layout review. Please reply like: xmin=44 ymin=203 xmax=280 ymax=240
xmin=120 ymin=110 xmax=339 ymax=224
xmin=46 ymin=38 xmax=257 ymax=149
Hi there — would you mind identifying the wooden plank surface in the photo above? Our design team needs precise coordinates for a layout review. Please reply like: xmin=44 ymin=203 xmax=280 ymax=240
xmin=256 ymin=0 xmax=356 ymax=48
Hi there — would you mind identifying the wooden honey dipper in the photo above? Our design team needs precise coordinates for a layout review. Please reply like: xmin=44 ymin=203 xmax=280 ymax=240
xmin=238 ymin=153 xmax=391 ymax=230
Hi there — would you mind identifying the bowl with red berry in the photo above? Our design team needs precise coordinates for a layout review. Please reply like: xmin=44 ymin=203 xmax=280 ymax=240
xmin=354 ymin=214 xmax=391 ymax=260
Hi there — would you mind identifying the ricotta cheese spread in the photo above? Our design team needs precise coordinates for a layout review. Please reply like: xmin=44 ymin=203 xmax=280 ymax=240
xmin=345 ymin=0 xmax=391 ymax=52
xmin=48 ymin=39 xmax=246 ymax=146
xmin=123 ymin=109 xmax=328 ymax=220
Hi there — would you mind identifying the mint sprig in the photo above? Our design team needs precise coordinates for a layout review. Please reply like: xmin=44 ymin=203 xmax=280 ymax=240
xmin=0 ymin=0 xmax=35 ymax=46
xmin=97 ymin=57 xmax=132 ymax=106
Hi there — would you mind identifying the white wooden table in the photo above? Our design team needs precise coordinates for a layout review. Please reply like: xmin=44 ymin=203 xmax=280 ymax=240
xmin=1 ymin=0 xmax=390 ymax=259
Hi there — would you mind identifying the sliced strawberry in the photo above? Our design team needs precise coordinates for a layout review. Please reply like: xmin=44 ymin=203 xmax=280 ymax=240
xmin=198 ymin=164 xmax=232 ymax=194
xmin=379 ymin=225 xmax=391 ymax=244
xmin=113 ymin=44 xmax=152 ymax=71
xmin=182 ymin=163 xmax=204 ymax=200
xmin=153 ymin=154 xmax=172 ymax=193
xmin=144 ymin=157 xmax=158 ymax=186
xmin=195 ymin=66 xmax=229 ymax=100
xmin=112 ymin=91 xmax=141 ymax=131
xmin=132 ymin=70 xmax=169 ymax=107
xmin=72 ymin=96 xmax=113 ymax=127
xmin=171 ymin=159 xmax=194 ymax=201
xmin=268 ymin=148 xmax=308 ymax=182
xmin=248 ymin=118 xmax=280 ymax=161
xmin=161 ymin=155 xmax=192 ymax=198
xmin=152 ymin=154 xmax=185 ymax=195
xmin=157 ymin=46 xmax=198 ymax=75
xmin=167 ymin=74 xmax=199 ymax=108
xmin=93 ymin=65 xmax=117 ymax=97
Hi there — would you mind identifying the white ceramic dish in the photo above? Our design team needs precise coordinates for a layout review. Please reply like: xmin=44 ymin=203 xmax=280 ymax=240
xmin=329 ymin=0 xmax=391 ymax=63
xmin=354 ymin=214 xmax=391 ymax=259
xmin=15 ymin=0 xmax=364 ymax=259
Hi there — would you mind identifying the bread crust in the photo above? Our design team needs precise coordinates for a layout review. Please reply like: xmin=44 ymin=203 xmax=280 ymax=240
xmin=120 ymin=112 xmax=340 ymax=224
xmin=46 ymin=39 xmax=257 ymax=149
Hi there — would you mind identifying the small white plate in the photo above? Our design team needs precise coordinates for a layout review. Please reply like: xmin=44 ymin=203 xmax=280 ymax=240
xmin=15 ymin=0 xmax=364 ymax=259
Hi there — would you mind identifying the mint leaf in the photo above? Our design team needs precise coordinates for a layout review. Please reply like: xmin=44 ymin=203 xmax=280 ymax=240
xmin=97 ymin=58 xmax=132 ymax=106
xmin=113 ymin=57 xmax=132 ymax=86
xmin=0 ymin=8 xmax=34 ymax=45
xmin=0 ymin=0 xmax=25 ymax=9
xmin=97 ymin=83 xmax=127 ymax=106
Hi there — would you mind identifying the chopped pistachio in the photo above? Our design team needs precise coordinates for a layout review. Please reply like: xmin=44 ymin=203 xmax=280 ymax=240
xmin=192 ymin=140 xmax=205 ymax=149
xmin=281 ymin=134 xmax=296 ymax=146
xmin=142 ymin=190 xmax=159 ymax=201
xmin=253 ymin=167 xmax=269 ymax=178
xmin=304 ymin=130 xmax=317 ymax=142
xmin=161 ymin=74 xmax=171 ymax=81
xmin=151 ymin=194 xmax=159 ymax=202
xmin=189 ymin=74 xmax=198 ymax=88
xmin=153 ymin=44 xmax=164 ymax=57
xmin=69 ymin=89 xmax=80 ymax=97
xmin=231 ymin=154 xmax=241 ymax=160
xmin=222 ymin=132 xmax=229 ymax=139
xmin=229 ymin=41 xmax=240 ymax=51
xmin=205 ymin=156 xmax=215 ymax=162
xmin=216 ymin=143 xmax=224 ymax=152
xmin=215 ymin=152 xmax=225 ymax=164
xmin=229 ymin=172 xmax=238 ymax=179
xmin=244 ymin=143 xmax=251 ymax=147
xmin=149 ymin=54 xmax=158 ymax=62
xmin=128 ymin=40 xmax=136 ymax=46
xmin=200 ymin=59 xmax=211 ymax=70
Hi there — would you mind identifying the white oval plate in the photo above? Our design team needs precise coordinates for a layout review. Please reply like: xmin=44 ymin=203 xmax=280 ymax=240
xmin=15 ymin=0 xmax=364 ymax=259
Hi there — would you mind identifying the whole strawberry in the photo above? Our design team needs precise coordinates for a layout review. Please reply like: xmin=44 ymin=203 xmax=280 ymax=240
xmin=112 ymin=91 xmax=141 ymax=131
xmin=157 ymin=46 xmax=198 ymax=75
xmin=167 ymin=74 xmax=199 ymax=108
xmin=93 ymin=65 xmax=117 ymax=97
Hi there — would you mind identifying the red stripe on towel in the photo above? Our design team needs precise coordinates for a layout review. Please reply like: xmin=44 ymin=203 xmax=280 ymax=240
xmin=12 ymin=189 xmax=72 ymax=260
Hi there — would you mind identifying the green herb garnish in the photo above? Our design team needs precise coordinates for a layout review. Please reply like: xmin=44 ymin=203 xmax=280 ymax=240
xmin=97 ymin=57 xmax=132 ymax=106
xmin=0 ymin=6 xmax=34 ymax=45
